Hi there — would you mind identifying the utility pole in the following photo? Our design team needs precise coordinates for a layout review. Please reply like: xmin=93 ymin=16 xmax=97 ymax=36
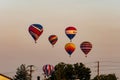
xmin=27 ymin=65 xmax=35 ymax=80
xmin=37 ymin=76 xmax=40 ymax=80
xmin=97 ymin=61 xmax=99 ymax=76
xmin=97 ymin=61 xmax=100 ymax=80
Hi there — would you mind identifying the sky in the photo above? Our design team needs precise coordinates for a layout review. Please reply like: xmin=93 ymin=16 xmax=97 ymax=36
xmin=0 ymin=0 xmax=120 ymax=79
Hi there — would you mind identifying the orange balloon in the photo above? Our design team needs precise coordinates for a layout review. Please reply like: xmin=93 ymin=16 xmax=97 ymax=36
xmin=65 ymin=42 xmax=76 ymax=57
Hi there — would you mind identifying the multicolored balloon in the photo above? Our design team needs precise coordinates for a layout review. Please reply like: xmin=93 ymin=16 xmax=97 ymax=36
xmin=28 ymin=24 xmax=43 ymax=43
xmin=48 ymin=35 xmax=58 ymax=47
xmin=65 ymin=42 xmax=76 ymax=57
xmin=43 ymin=64 xmax=54 ymax=77
xmin=80 ymin=41 xmax=92 ymax=57
xmin=65 ymin=26 xmax=77 ymax=42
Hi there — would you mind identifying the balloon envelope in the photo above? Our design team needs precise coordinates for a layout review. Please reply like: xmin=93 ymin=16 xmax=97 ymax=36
xmin=28 ymin=24 xmax=43 ymax=43
xmin=48 ymin=35 xmax=58 ymax=47
xmin=65 ymin=26 xmax=77 ymax=42
xmin=65 ymin=42 xmax=76 ymax=57
xmin=43 ymin=64 xmax=54 ymax=76
xmin=80 ymin=41 xmax=92 ymax=57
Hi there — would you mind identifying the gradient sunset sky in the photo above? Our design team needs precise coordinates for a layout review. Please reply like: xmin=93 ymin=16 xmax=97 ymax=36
xmin=0 ymin=0 xmax=120 ymax=79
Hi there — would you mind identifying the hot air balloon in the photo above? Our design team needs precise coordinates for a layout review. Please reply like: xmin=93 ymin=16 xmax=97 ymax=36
xmin=43 ymin=64 xmax=54 ymax=77
xmin=80 ymin=41 xmax=92 ymax=57
xmin=65 ymin=42 xmax=76 ymax=57
xmin=48 ymin=35 xmax=58 ymax=47
xmin=28 ymin=24 xmax=43 ymax=43
xmin=65 ymin=26 xmax=77 ymax=42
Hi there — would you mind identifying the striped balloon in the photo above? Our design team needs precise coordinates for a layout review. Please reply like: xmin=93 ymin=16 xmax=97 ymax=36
xmin=48 ymin=35 xmax=58 ymax=47
xmin=80 ymin=41 xmax=92 ymax=57
xmin=65 ymin=42 xmax=76 ymax=57
xmin=28 ymin=24 xmax=43 ymax=43
xmin=43 ymin=64 xmax=54 ymax=77
xmin=65 ymin=26 xmax=77 ymax=42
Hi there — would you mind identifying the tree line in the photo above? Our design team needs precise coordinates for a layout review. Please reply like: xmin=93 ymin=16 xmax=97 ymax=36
xmin=13 ymin=62 xmax=118 ymax=80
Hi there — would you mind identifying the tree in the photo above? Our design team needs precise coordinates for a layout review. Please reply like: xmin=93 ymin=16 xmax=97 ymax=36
xmin=74 ymin=63 xmax=91 ymax=80
xmin=51 ymin=62 xmax=66 ymax=80
xmin=48 ymin=62 xmax=91 ymax=80
xmin=13 ymin=64 xmax=30 ymax=80
xmin=92 ymin=74 xmax=118 ymax=80
xmin=107 ymin=74 xmax=118 ymax=80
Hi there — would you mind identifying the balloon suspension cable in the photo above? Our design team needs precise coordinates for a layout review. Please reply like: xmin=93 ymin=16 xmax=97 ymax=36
xmin=70 ymin=39 xmax=72 ymax=42
xmin=35 ymin=41 xmax=37 ymax=43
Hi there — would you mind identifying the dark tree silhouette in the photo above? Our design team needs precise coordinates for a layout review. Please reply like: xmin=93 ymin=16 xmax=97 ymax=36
xmin=48 ymin=62 xmax=91 ymax=80
xmin=92 ymin=74 xmax=118 ymax=80
xmin=13 ymin=64 xmax=30 ymax=80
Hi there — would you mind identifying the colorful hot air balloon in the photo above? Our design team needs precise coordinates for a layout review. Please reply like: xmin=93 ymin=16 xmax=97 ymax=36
xmin=48 ymin=35 xmax=58 ymax=47
xmin=65 ymin=26 xmax=77 ymax=42
xmin=80 ymin=41 xmax=92 ymax=57
xmin=65 ymin=42 xmax=76 ymax=57
xmin=28 ymin=24 xmax=43 ymax=43
xmin=43 ymin=64 xmax=54 ymax=77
